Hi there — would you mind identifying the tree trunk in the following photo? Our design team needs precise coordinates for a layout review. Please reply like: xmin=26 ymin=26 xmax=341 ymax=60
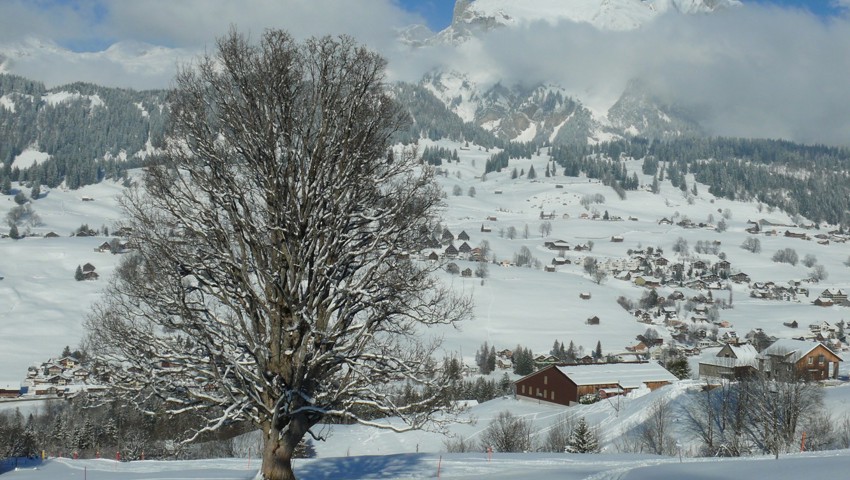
xmin=261 ymin=427 xmax=297 ymax=480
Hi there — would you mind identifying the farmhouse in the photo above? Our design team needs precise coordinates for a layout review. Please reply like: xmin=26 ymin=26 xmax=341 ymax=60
xmin=758 ymin=339 xmax=842 ymax=380
xmin=514 ymin=363 xmax=678 ymax=407
xmin=698 ymin=343 xmax=758 ymax=379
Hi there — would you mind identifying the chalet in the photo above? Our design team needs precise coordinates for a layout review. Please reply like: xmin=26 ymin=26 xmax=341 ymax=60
xmin=545 ymin=240 xmax=571 ymax=252
xmin=0 ymin=384 xmax=21 ymax=398
xmin=95 ymin=241 xmax=112 ymax=253
xmin=634 ymin=276 xmax=661 ymax=288
xmin=692 ymin=260 xmax=708 ymax=270
xmin=758 ymin=339 xmax=842 ymax=380
xmin=783 ymin=320 xmax=799 ymax=329
xmin=658 ymin=217 xmax=673 ymax=225
xmin=480 ymin=224 xmax=492 ymax=233
xmin=611 ymin=235 xmax=624 ymax=243
xmin=533 ymin=354 xmax=560 ymax=369
xmin=44 ymin=231 xmax=60 ymax=238
xmin=540 ymin=211 xmax=556 ymax=220
xmin=625 ymin=342 xmax=648 ymax=354
xmin=427 ymin=251 xmax=439 ymax=262
xmin=654 ymin=257 xmax=670 ymax=267
xmin=813 ymin=297 xmax=834 ymax=307
xmin=586 ymin=316 xmax=600 ymax=325
xmin=441 ymin=229 xmax=454 ymax=243
xmin=486 ymin=216 xmax=498 ymax=221
xmin=458 ymin=242 xmax=472 ymax=254
xmin=444 ymin=244 xmax=458 ymax=258
xmin=82 ymin=263 xmax=96 ymax=273
xmin=544 ymin=265 xmax=556 ymax=272
xmin=730 ymin=272 xmax=751 ymax=283
xmin=698 ymin=344 xmax=758 ymax=379
xmin=514 ymin=363 xmax=677 ymax=407
xmin=496 ymin=357 xmax=513 ymax=370
xmin=552 ymin=258 xmax=569 ymax=266
xmin=784 ymin=230 xmax=809 ymax=240
xmin=579 ymin=292 xmax=591 ymax=300
xmin=58 ymin=357 xmax=79 ymax=369
xmin=820 ymin=288 xmax=848 ymax=303
xmin=83 ymin=271 xmax=100 ymax=281
xmin=457 ymin=230 xmax=470 ymax=242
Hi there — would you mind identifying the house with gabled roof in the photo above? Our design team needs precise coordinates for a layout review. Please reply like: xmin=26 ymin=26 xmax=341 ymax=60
xmin=457 ymin=230 xmax=470 ymax=241
xmin=698 ymin=343 xmax=759 ymax=379
xmin=441 ymin=229 xmax=454 ymax=243
xmin=514 ymin=363 xmax=677 ymax=406
xmin=820 ymin=288 xmax=847 ymax=303
xmin=758 ymin=339 xmax=842 ymax=380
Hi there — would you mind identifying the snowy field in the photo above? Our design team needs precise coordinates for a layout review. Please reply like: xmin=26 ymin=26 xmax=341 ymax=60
xmin=1 ymin=139 xmax=850 ymax=477
xmin=3 ymin=139 xmax=849 ymax=382
xmin=4 ymin=450 xmax=850 ymax=479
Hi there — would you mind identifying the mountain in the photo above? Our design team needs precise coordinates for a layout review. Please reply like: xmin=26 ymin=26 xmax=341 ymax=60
xmin=0 ymin=74 xmax=167 ymax=189
xmin=425 ymin=0 xmax=741 ymax=45
xmin=402 ymin=0 xmax=741 ymax=144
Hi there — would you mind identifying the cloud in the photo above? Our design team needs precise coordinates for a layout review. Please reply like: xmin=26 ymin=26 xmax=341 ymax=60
xmin=1 ymin=1 xmax=849 ymax=145
xmin=398 ymin=3 xmax=850 ymax=145
xmin=0 ymin=0 xmax=424 ymax=89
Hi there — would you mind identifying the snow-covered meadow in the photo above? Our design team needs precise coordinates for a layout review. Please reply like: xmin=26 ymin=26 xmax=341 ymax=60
xmin=2 ymin=138 xmax=850 ymax=477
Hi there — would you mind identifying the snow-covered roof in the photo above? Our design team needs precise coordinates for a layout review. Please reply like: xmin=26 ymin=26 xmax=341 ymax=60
xmin=701 ymin=344 xmax=758 ymax=368
xmin=758 ymin=339 xmax=843 ymax=363
xmin=555 ymin=363 xmax=678 ymax=389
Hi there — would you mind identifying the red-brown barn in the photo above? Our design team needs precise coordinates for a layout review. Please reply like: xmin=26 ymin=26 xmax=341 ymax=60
xmin=514 ymin=363 xmax=678 ymax=406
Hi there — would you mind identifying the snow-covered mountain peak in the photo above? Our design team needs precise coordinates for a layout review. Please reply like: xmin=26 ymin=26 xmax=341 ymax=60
xmin=446 ymin=0 xmax=740 ymax=36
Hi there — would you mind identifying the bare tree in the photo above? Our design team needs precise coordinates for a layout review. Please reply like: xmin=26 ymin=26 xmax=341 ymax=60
xmin=741 ymin=237 xmax=761 ymax=253
xmin=809 ymin=264 xmax=828 ymax=282
xmin=542 ymin=413 xmax=575 ymax=452
xmin=637 ymin=398 xmax=677 ymax=455
xmin=479 ymin=411 xmax=534 ymax=452
xmin=538 ymin=221 xmax=552 ymax=237
xmin=84 ymin=30 xmax=470 ymax=480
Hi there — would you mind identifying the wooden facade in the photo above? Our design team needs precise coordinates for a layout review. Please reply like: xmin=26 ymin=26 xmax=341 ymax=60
xmin=514 ymin=363 xmax=678 ymax=406
xmin=758 ymin=339 xmax=843 ymax=381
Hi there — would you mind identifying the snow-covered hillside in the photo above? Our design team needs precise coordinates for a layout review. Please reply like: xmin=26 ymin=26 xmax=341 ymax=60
xmin=2 ymin=139 xmax=849 ymax=384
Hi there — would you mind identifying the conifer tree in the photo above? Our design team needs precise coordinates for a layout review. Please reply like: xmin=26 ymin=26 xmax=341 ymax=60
xmin=565 ymin=417 xmax=599 ymax=453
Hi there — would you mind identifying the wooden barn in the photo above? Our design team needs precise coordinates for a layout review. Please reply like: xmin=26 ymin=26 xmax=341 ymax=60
xmin=514 ymin=363 xmax=678 ymax=407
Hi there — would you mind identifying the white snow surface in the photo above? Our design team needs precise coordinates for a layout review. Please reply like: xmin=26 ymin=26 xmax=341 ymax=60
xmin=0 ymin=94 xmax=15 ymax=112
xmin=44 ymin=91 xmax=105 ymax=108
xmin=1 ymin=138 xmax=850 ymax=476
xmin=461 ymin=0 xmax=741 ymax=31
xmin=12 ymin=148 xmax=49 ymax=170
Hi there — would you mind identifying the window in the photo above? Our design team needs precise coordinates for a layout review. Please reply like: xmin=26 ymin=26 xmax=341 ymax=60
xmin=521 ymin=385 xmax=525 ymax=394
xmin=808 ymin=357 xmax=813 ymax=365
xmin=818 ymin=354 xmax=825 ymax=364
xmin=544 ymin=375 xmax=548 ymax=385
xmin=551 ymin=390 xmax=555 ymax=400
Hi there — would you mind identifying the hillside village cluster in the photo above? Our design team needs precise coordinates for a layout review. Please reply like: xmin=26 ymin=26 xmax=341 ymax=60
xmin=416 ymin=209 xmax=848 ymax=406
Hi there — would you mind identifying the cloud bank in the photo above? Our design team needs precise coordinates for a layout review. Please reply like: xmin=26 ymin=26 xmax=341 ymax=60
xmin=1 ymin=1 xmax=849 ymax=145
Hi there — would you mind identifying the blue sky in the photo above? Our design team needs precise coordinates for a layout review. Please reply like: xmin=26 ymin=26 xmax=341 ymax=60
xmin=398 ymin=0 xmax=848 ymax=30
